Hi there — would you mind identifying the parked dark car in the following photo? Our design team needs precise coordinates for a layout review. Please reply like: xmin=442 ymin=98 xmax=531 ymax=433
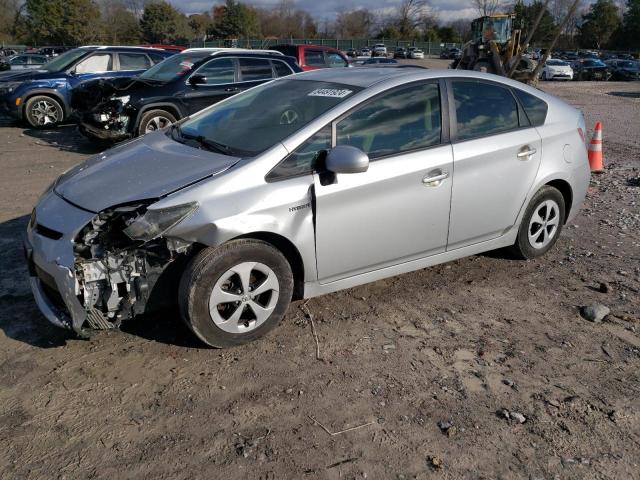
xmin=0 ymin=46 xmax=174 ymax=127
xmin=356 ymin=58 xmax=399 ymax=65
xmin=606 ymin=59 xmax=640 ymax=81
xmin=73 ymin=49 xmax=302 ymax=142
xmin=37 ymin=47 xmax=72 ymax=58
xmin=394 ymin=47 xmax=408 ymax=59
xmin=271 ymin=44 xmax=349 ymax=70
xmin=0 ymin=54 xmax=48 ymax=71
xmin=345 ymin=48 xmax=358 ymax=58
xmin=572 ymin=59 xmax=611 ymax=81
xmin=440 ymin=48 xmax=461 ymax=60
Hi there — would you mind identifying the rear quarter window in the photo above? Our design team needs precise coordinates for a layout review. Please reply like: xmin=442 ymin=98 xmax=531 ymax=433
xmin=513 ymin=89 xmax=548 ymax=127
xmin=272 ymin=60 xmax=294 ymax=77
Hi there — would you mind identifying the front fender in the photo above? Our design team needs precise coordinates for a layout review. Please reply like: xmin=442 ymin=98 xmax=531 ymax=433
xmin=151 ymin=144 xmax=319 ymax=283
xmin=17 ymin=83 xmax=70 ymax=116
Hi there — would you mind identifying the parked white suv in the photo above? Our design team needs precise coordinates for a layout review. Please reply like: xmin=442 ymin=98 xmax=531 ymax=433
xmin=373 ymin=44 xmax=387 ymax=57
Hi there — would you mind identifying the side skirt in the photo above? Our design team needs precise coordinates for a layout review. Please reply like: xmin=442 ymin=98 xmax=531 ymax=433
xmin=302 ymin=228 xmax=518 ymax=299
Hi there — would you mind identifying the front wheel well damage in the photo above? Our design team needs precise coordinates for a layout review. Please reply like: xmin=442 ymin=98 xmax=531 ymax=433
xmin=234 ymin=232 xmax=305 ymax=300
xmin=545 ymin=179 xmax=573 ymax=223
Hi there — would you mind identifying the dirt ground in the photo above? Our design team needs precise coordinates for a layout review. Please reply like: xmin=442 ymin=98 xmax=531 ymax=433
xmin=0 ymin=68 xmax=638 ymax=479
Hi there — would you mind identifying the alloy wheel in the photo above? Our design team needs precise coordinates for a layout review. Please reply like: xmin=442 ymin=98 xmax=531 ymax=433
xmin=208 ymin=261 xmax=280 ymax=334
xmin=144 ymin=115 xmax=173 ymax=133
xmin=528 ymin=199 xmax=560 ymax=249
xmin=30 ymin=100 xmax=60 ymax=125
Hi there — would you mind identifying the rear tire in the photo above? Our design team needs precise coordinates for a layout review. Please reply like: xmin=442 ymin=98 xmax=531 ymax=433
xmin=24 ymin=95 xmax=64 ymax=128
xmin=137 ymin=109 xmax=177 ymax=136
xmin=179 ymin=240 xmax=294 ymax=348
xmin=509 ymin=186 xmax=565 ymax=260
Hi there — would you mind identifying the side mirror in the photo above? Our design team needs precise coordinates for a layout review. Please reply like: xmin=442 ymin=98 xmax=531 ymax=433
xmin=325 ymin=145 xmax=369 ymax=174
xmin=188 ymin=74 xmax=206 ymax=85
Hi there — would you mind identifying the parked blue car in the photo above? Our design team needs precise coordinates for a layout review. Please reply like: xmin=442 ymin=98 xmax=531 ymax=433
xmin=0 ymin=46 xmax=174 ymax=127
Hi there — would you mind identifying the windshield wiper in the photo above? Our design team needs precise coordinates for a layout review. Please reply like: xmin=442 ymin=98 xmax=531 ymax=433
xmin=171 ymin=124 xmax=234 ymax=155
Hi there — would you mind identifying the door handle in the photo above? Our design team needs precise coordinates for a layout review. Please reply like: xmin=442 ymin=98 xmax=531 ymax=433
xmin=422 ymin=170 xmax=450 ymax=186
xmin=517 ymin=146 xmax=537 ymax=159
xmin=224 ymin=87 xmax=240 ymax=92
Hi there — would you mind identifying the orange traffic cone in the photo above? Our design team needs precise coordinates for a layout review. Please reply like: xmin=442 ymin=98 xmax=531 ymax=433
xmin=588 ymin=122 xmax=604 ymax=173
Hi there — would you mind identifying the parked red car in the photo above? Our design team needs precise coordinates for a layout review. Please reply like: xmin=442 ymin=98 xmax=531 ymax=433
xmin=271 ymin=44 xmax=349 ymax=70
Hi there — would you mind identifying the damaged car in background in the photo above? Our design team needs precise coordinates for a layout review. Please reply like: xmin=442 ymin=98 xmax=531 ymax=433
xmin=26 ymin=68 xmax=590 ymax=348
xmin=71 ymin=48 xmax=301 ymax=142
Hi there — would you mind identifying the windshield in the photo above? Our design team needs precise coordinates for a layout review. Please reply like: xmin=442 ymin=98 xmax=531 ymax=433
xmin=547 ymin=60 xmax=568 ymax=66
xmin=139 ymin=52 xmax=210 ymax=82
xmin=177 ymin=79 xmax=362 ymax=156
xmin=585 ymin=60 xmax=605 ymax=67
xmin=41 ymin=49 xmax=90 ymax=72
xmin=619 ymin=61 xmax=636 ymax=68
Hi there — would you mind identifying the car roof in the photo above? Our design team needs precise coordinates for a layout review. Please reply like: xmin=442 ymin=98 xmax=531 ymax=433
xmin=290 ymin=67 xmax=558 ymax=99
xmin=183 ymin=47 xmax=283 ymax=56
xmin=76 ymin=45 xmax=169 ymax=53
xmin=273 ymin=44 xmax=341 ymax=52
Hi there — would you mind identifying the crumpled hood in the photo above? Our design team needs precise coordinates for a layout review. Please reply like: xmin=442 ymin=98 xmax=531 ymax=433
xmin=54 ymin=131 xmax=240 ymax=213
xmin=71 ymin=76 xmax=142 ymax=111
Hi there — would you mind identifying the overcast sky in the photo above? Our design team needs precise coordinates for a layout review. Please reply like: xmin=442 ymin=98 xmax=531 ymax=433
xmin=167 ymin=0 xmax=481 ymax=24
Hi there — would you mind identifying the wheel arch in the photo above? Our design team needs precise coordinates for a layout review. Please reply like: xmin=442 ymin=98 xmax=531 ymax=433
xmin=134 ymin=102 xmax=184 ymax=132
xmin=233 ymin=231 xmax=305 ymax=301
xmin=545 ymin=179 xmax=573 ymax=223
xmin=22 ymin=89 xmax=68 ymax=119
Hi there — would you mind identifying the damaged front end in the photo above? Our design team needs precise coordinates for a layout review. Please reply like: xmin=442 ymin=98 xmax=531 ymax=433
xmin=73 ymin=77 xmax=138 ymax=142
xmin=72 ymin=202 xmax=197 ymax=331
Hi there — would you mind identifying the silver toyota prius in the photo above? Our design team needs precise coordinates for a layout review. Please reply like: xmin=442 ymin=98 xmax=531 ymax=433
xmin=24 ymin=67 xmax=590 ymax=347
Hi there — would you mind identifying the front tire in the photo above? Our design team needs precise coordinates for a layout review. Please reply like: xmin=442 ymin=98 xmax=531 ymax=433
xmin=137 ymin=109 xmax=177 ymax=137
xmin=509 ymin=186 xmax=565 ymax=260
xmin=179 ymin=240 xmax=294 ymax=348
xmin=24 ymin=95 xmax=64 ymax=128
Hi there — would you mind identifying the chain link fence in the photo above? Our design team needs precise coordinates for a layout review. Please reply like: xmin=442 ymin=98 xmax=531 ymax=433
xmin=189 ymin=38 xmax=462 ymax=56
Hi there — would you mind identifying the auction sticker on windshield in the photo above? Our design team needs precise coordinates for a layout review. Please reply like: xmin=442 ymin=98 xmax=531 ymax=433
xmin=308 ymin=88 xmax=353 ymax=98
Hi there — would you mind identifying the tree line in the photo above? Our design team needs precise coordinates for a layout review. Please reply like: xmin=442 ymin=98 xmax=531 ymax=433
xmin=0 ymin=0 xmax=638 ymax=52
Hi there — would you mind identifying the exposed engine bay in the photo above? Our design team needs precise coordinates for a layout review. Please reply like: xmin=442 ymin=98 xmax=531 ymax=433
xmin=73 ymin=204 xmax=192 ymax=330
xmin=72 ymin=77 xmax=142 ymax=140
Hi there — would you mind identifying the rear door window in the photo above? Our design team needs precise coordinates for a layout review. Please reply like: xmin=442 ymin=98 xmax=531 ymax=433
xmin=118 ymin=53 xmax=152 ymax=70
xmin=451 ymin=80 xmax=519 ymax=141
xmin=195 ymin=58 xmax=235 ymax=85
xmin=238 ymin=58 xmax=273 ymax=81
xmin=305 ymin=50 xmax=326 ymax=67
